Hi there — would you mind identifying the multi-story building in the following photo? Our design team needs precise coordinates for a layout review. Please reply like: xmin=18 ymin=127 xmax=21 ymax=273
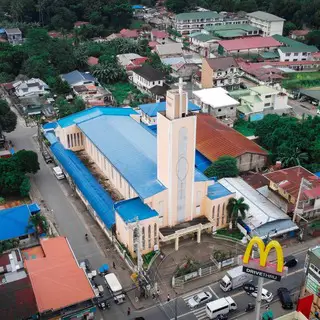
xmin=303 ymin=246 xmax=320 ymax=313
xmin=246 ymin=11 xmax=285 ymax=36
xmin=201 ymin=57 xmax=243 ymax=90
xmin=174 ymin=11 xmax=248 ymax=35
xmin=5 ymin=28 xmax=22 ymax=45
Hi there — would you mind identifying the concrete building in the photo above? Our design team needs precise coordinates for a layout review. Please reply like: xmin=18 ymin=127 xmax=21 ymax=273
xmin=174 ymin=11 xmax=248 ymax=35
xmin=203 ymin=24 xmax=261 ymax=39
xmin=246 ymin=11 xmax=285 ymax=36
xmin=116 ymin=53 xmax=148 ymax=73
xmin=192 ymin=87 xmax=239 ymax=126
xmin=274 ymin=312 xmax=308 ymax=320
xmin=156 ymin=43 xmax=183 ymax=58
xmin=188 ymin=32 xmax=220 ymax=56
xmin=196 ymin=114 xmax=268 ymax=172
xmin=5 ymin=28 xmax=22 ymax=45
xmin=61 ymin=70 xmax=97 ymax=88
xmin=230 ymin=85 xmax=290 ymax=121
xmin=303 ymin=246 xmax=320 ymax=313
xmin=151 ymin=29 xmax=168 ymax=44
xmin=13 ymin=78 xmax=50 ymax=98
xmin=290 ymin=30 xmax=310 ymax=41
xmin=201 ymin=57 xmax=242 ymax=90
xmin=263 ymin=166 xmax=320 ymax=219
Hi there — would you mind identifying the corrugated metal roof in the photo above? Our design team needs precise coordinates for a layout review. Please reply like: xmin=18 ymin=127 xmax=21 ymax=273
xmin=219 ymin=36 xmax=281 ymax=51
xmin=77 ymin=115 xmax=166 ymax=200
xmin=247 ymin=11 xmax=285 ymax=22
xmin=139 ymin=101 xmax=200 ymax=117
xmin=195 ymin=150 xmax=211 ymax=172
xmin=0 ymin=204 xmax=36 ymax=241
xmin=50 ymin=141 xmax=115 ymax=228
xmin=57 ymin=106 xmax=137 ymax=128
xmin=161 ymin=56 xmax=185 ymax=66
xmin=61 ymin=70 xmax=96 ymax=86
xmin=207 ymin=183 xmax=233 ymax=200
xmin=196 ymin=114 xmax=267 ymax=161
xmin=114 ymin=197 xmax=158 ymax=223
xmin=176 ymin=11 xmax=220 ymax=21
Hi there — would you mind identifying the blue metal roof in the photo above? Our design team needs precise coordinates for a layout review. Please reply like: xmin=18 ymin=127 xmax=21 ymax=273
xmin=43 ymin=122 xmax=58 ymax=131
xmin=45 ymin=132 xmax=58 ymax=145
xmin=132 ymin=4 xmax=144 ymax=9
xmin=61 ymin=70 xmax=96 ymax=86
xmin=28 ymin=203 xmax=41 ymax=213
xmin=50 ymin=141 xmax=115 ymax=228
xmin=195 ymin=150 xmax=211 ymax=173
xmin=114 ymin=197 xmax=158 ymax=223
xmin=139 ymin=101 xmax=200 ymax=117
xmin=161 ymin=57 xmax=185 ymax=66
xmin=58 ymin=107 xmax=137 ymax=128
xmin=315 ymin=171 xmax=320 ymax=178
xmin=0 ymin=204 xmax=36 ymax=241
xmin=77 ymin=115 xmax=166 ymax=199
xmin=0 ymin=28 xmax=5 ymax=33
xmin=207 ymin=183 xmax=233 ymax=200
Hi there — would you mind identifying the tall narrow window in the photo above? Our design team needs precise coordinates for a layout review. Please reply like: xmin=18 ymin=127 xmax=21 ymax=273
xmin=80 ymin=132 xmax=83 ymax=145
xmin=154 ymin=223 xmax=157 ymax=246
xmin=217 ymin=204 xmax=220 ymax=226
xmin=148 ymin=225 xmax=151 ymax=249
xmin=70 ymin=134 xmax=74 ymax=147
xmin=141 ymin=227 xmax=145 ymax=250
xmin=77 ymin=133 xmax=80 ymax=145
xmin=111 ymin=166 xmax=114 ymax=179
xmin=120 ymin=176 xmax=123 ymax=188
xmin=222 ymin=203 xmax=225 ymax=224
xmin=67 ymin=134 xmax=70 ymax=148
xmin=212 ymin=206 xmax=215 ymax=219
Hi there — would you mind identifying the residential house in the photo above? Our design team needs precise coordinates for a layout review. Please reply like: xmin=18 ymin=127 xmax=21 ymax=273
xmin=246 ymin=11 xmax=285 ymax=36
xmin=151 ymin=29 xmax=168 ymax=44
xmin=171 ymin=62 xmax=199 ymax=81
xmin=174 ymin=11 xmax=248 ymax=35
xmin=131 ymin=64 xmax=169 ymax=99
xmin=263 ymin=166 xmax=320 ymax=219
xmin=302 ymin=246 xmax=320 ymax=312
xmin=119 ymin=29 xmax=139 ymax=41
xmin=218 ymin=36 xmax=282 ymax=55
xmin=290 ymin=29 xmax=310 ymax=41
xmin=73 ymin=84 xmax=113 ymax=106
xmin=74 ymin=21 xmax=89 ymax=28
xmin=196 ymin=113 xmax=268 ymax=172
xmin=117 ymin=53 xmax=148 ymax=73
xmin=13 ymin=78 xmax=50 ymax=98
xmin=5 ymin=28 xmax=22 ymax=45
xmin=229 ymin=85 xmax=290 ymax=121
xmin=272 ymin=34 xmax=318 ymax=62
xmin=201 ymin=57 xmax=242 ymax=90
xmin=156 ymin=43 xmax=183 ymax=58
xmin=203 ymin=24 xmax=261 ymax=39
xmin=139 ymin=100 xmax=200 ymax=125
xmin=23 ymin=237 xmax=96 ymax=319
xmin=61 ymin=70 xmax=97 ymax=88
xmin=193 ymin=87 xmax=239 ymax=126
xmin=188 ymin=32 xmax=220 ymax=57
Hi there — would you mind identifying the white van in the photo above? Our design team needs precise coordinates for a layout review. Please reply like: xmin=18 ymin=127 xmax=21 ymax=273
xmin=206 ymin=296 xmax=237 ymax=319
xmin=104 ymin=273 xmax=125 ymax=304
xmin=53 ymin=166 xmax=65 ymax=180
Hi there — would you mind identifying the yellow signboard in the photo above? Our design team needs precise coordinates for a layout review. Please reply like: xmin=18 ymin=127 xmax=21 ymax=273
xmin=243 ymin=237 xmax=284 ymax=273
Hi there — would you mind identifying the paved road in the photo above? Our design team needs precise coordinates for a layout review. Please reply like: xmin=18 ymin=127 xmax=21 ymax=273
xmin=134 ymin=250 xmax=307 ymax=320
xmin=288 ymin=98 xmax=317 ymax=118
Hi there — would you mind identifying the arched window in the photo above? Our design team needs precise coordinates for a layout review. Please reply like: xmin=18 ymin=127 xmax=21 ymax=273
xmin=141 ymin=227 xmax=145 ymax=250
xmin=154 ymin=223 xmax=157 ymax=246
xmin=148 ymin=225 xmax=152 ymax=249
xmin=212 ymin=206 xmax=215 ymax=219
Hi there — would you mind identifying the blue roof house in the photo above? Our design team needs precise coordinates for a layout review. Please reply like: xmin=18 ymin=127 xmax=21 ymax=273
xmin=0 ymin=204 xmax=39 ymax=241
xmin=139 ymin=101 xmax=200 ymax=126
xmin=60 ymin=70 xmax=97 ymax=88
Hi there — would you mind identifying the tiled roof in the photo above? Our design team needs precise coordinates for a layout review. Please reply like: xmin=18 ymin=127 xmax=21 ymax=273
xmin=246 ymin=11 xmax=285 ymax=22
xmin=205 ymin=56 xmax=238 ymax=71
xmin=219 ymin=36 xmax=281 ymax=51
xmin=148 ymin=41 xmax=158 ymax=48
xmin=151 ymin=29 xmax=168 ymax=38
xmin=196 ymin=114 xmax=267 ymax=161
xmin=264 ymin=166 xmax=320 ymax=199
xmin=120 ymin=29 xmax=139 ymax=38
xmin=290 ymin=30 xmax=310 ymax=36
xmin=24 ymin=237 xmax=95 ymax=313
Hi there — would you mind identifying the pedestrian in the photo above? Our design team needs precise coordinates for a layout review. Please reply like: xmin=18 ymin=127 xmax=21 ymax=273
xmin=152 ymin=293 xmax=156 ymax=299
xmin=127 ymin=307 xmax=131 ymax=316
xmin=167 ymin=294 xmax=170 ymax=302
xmin=113 ymin=261 xmax=116 ymax=269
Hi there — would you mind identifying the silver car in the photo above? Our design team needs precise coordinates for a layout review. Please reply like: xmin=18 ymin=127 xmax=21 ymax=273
xmin=187 ymin=291 xmax=212 ymax=308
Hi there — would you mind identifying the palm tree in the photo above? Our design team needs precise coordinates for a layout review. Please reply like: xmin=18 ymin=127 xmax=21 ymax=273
xmin=226 ymin=197 xmax=249 ymax=230
xmin=279 ymin=148 xmax=309 ymax=168
xmin=27 ymin=213 xmax=49 ymax=235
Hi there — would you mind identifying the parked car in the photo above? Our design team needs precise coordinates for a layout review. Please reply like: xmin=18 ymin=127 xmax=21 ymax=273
xmin=284 ymin=255 xmax=298 ymax=268
xmin=277 ymin=287 xmax=293 ymax=309
xmin=42 ymin=151 xmax=53 ymax=163
xmin=249 ymin=288 xmax=273 ymax=303
xmin=187 ymin=291 xmax=212 ymax=308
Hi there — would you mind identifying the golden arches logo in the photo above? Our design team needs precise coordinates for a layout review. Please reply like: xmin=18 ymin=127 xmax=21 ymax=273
xmin=243 ymin=237 xmax=284 ymax=273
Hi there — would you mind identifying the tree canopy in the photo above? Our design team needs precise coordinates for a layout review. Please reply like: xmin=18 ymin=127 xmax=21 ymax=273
xmin=0 ymin=99 xmax=17 ymax=134
xmin=204 ymin=156 xmax=239 ymax=179
xmin=227 ymin=197 xmax=249 ymax=230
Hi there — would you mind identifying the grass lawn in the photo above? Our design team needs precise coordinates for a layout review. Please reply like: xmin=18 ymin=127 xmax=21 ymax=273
xmin=106 ymin=82 xmax=136 ymax=105
xmin=234 ymin=120 xmax=256 ymax=137
xmin=130 ymin=19 xmax=144 ymax=29
xmin=216 ymin=228 xmax=244 ymax=240
xmin=282 ymin=71 xmax=320 ymax=89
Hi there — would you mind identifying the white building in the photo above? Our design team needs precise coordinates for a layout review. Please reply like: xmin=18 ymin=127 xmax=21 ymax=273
xmin=278 ymin=47 xmax=318 ymax=62
xmin=13 ymin=78 xmax=49 ymax=98
xmin=246 ymin=11 xmax=285 ymax=36
xmin=192 ymin=87 xmax=239 ymax=126
xmin=156 ymin=43 xmax=183 ymax=58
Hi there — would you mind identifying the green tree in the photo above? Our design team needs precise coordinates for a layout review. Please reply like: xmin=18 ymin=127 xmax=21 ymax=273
xmin=278 ymin=147 xmax=309 ymax=167
xmin=204 ymin=156 xmax=239 ymax=179
xmin=12 ymin=150 xmax=40 ymax=174
xmin=19 ymin=176 xmax=31 ymax=197
xmin=92 ymin=62 xmax=126 ymax=84
xmin=226 ymin=197 xmax=249 ymax=230
xmin=102 ymin=0 xmax=133 ymax=30
xmin=306 ymin=30 xmax=320 ymax=48
xmin=0 ymin=99 xmax=17 ymax=133
xmin=283 ymin=21 xmax=298 ymax=36
xmin=46 ymin=76 xmax=71 ymax=95
xmin=50 ymin=8 xmax=77 ymax=30
xmin=27 ymin=213 xmax=49 ymax=235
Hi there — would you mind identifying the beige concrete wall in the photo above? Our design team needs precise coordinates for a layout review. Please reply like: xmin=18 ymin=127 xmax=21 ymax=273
xmin=201 ymin=58 xmax=213 ymax=88
xmin=237 ymin=153 xmax=267 ymax=172
xmin=144 ymin=190 xmax=169 ymax=227
xmin=115 ymin=211 xmax=159 ymax=257
xmin=56 ymin=125 xmax=84 ymax=151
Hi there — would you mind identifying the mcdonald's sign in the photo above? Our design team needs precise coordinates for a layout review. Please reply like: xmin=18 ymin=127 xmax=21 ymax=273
xmin=242 ymin=237 xmax=285 ymax=281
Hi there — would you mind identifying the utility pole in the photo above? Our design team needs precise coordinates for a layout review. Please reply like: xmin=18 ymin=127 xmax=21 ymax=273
xmin=255 ymin=277 xmax=264 ymax=320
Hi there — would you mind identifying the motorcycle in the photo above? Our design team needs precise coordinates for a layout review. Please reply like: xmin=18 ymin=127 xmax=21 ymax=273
xmin=245 ymin=303 xmax=255 ymax=312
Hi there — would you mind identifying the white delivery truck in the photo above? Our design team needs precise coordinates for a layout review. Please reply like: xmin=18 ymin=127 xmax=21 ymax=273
xmin=53 ymin=166 xmax=65 ymax=180
xmin=206 ymin=296 xmax=237 ymax=319
xmin=220 ymin=265 xmax=253 ymax=292
xmin=104 ymin=273 xmax=125 ymax=304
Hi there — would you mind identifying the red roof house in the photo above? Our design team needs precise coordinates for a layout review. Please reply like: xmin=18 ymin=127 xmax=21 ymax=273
xmin=74 ymin=21 xmax=89 ymax=28
xmin=120 ymin=29 xmax=139 ymax=39
xmin=151 ymin=29 xmax=168 ymax=43
xmin=196 ymin=114 xmax=268 ymax=172
xmin=87 ymin=56 xmax=99 ymax=66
